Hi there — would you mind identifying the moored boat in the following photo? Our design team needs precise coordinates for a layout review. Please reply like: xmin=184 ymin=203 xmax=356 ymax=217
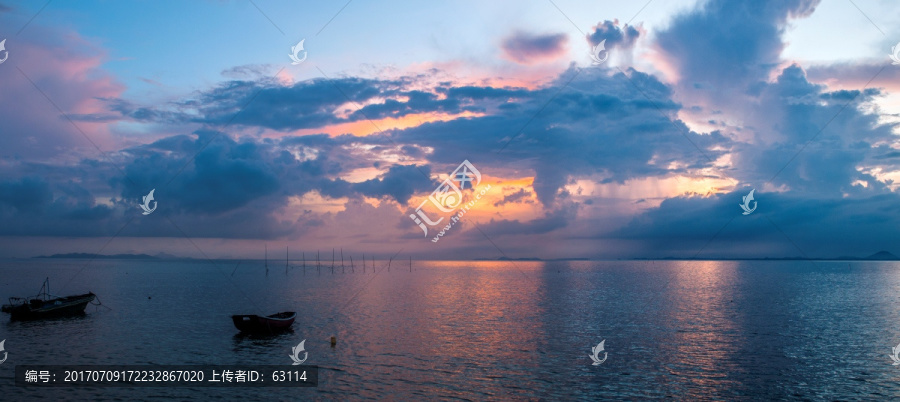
xmin=231 ymin=311 xmax=296 ymax=333
xmin=1 ymin=278 xmax=96 ymax=321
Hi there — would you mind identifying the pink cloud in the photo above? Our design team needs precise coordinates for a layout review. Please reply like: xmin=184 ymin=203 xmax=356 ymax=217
xmin=0 ymin=25 xmax=125 ymax=161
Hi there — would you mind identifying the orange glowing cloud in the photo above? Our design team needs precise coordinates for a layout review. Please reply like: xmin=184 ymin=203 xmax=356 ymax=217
xmin=291 ymin=110 xmax=485 ymax=137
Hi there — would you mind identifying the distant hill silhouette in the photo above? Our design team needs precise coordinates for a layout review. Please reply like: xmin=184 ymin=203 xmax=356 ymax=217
xmin=864 ymin=251 xmax=900 ymax=260
xmin=36 ymin=253 xmax=160 ymax=260
xmin=635 ymin=251 xmax=900 ymax=261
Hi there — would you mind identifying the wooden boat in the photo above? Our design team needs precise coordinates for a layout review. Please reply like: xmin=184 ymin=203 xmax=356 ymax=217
xmin=1 ymin=278 xmax=96 ymax=321
xmin=231 ymin=312 xmax=296 ymax=333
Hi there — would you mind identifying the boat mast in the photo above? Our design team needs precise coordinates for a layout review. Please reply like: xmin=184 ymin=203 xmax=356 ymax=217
xmin=40 ymin=277 xmax=50 ymax=300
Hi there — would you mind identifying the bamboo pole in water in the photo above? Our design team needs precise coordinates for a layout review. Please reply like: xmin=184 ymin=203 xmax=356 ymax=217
xmin=350 ymin=255 xmax=354 ymax=273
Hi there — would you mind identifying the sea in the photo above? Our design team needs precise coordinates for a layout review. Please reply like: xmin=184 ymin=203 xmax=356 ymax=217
xmin=0 ymin=258 xmax=899 ymax=401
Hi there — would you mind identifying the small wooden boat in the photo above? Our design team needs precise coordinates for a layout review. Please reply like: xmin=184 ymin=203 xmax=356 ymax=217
xmin=1 ymin=278 xmax=96 ymax=321
xmin=231 ymin=312 xmax=296 ymax=333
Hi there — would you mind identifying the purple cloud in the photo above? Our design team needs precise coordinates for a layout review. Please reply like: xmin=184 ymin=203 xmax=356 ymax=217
xmin=501 ymin=31 xmax=568 ymax=64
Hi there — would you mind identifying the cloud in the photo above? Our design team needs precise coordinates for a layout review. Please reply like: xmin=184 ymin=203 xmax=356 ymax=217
xmin=3 ymin=0 xmax=900 ymax=261
xmin=0 ymin=177 xmax=53 ymax=213
xmin=475 ymin=205 xmax=576 ymax=236
xmin=612 ymin=189 xmax=900 ymax=258
xmin=0 ymin=175 xmax=116 ymax=237
xmin=0 ymin=22 xmax=125 ymax=160
xmin=393 ymin=67 xmax=728 ymax=206
xmin=494 ymin=188 xmax=532 ymax=207
xmin=805 ymin=62 xmax=900 ymax=93
xmin=101 ymin=61 xmax=729 ymax=211
xmin=351 ymin=164 xmax=433 ymax=204
xmin=501 ymin=31 xmax=569 ymax=65
xmin=586 ymin=20 xmax=640 ymax=50
xmin=106 ymin=76 xmax=480 ymax=132
xmin=596 ymin=0 xmax=900 ymax=258
xmin=656 ymin=0 xmax=819 ymax=91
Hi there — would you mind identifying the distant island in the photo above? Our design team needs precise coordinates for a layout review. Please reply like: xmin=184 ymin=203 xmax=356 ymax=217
xmin=34 ymin=252 xmax=180 ymax=260
xmin=634 ymin=251 xmax=900 ymax=261
xmin=475 ymin=257 xmax=590 ymax=261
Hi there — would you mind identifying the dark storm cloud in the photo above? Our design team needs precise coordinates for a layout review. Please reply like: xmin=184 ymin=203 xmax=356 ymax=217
xmin=0 ymin=128 xmax=438 ymax=238
xmin=0 ymin=175 xmax=116 ymax=237
xmin=106 ymin=77 xmax=469 ymax=131
xmin=117 ymin=130 xmax=437 ymax=215
xmin=351 ymin=164 xmax=433 ymax=205
xmin=441 ymin=86 xmax=531 ymax=100
xmin=99 ymin=61 xmax=727 ymax=211
xmin=393 ymin=67 xmax=728 ymax=205
xmin=612 ymin=189 xmax=900 ymax=258
xmin=0 ymin=177 xmax=53 ymax=212
xmin=501 ymin=31 xmax=569 ymax=64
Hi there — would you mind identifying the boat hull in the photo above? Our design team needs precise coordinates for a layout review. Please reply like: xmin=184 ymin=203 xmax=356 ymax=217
xmin=231 ymin=312 xmax=296 ymax=333
xmin=2 ymin=293 xmax=96 ymax=321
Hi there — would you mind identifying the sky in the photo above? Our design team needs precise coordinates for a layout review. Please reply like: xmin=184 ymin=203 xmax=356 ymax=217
xmin=1 ymin=0 xmax=899 ymax=260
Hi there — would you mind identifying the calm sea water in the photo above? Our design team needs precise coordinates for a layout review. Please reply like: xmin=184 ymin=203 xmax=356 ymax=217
xmin=1 ymin=259 xmax=899 ymax=400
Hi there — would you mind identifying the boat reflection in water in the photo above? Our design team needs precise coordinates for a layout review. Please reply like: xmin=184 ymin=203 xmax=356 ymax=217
xmin=1 ymin=278 xmax=96 ymax=321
